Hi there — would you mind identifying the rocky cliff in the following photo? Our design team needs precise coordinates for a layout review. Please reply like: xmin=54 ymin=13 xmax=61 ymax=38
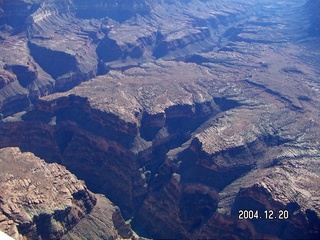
xmin=0 ymin=0 xmax=320 ymax=239
xmin=0 ymin=147 xmax=96 ymax=240
xmin=0 ymin=0 xmax=253 ymax=117
xmin=0 ymin=147 xmax=140 ymax=240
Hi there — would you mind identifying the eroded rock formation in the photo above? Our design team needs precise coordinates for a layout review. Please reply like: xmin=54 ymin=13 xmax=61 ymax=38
xmin=0 ymin=147 xmax=140 ymax=240
xmin=0 ymin=147 xmax=96 ymax=239
xmin=0 ymin=0 xmax=320 ymax=239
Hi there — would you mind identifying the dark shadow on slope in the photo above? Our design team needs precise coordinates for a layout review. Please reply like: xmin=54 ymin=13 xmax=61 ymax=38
xmin=96 ymin=37 xmax=123 ymax=62
xmin=213 ymin=97 xmax=241 ymax=111
xmin=28 ymin=42 xmax=77 ymax=79
xmin=4 ymin=64 xmax=37 ymax=87
xmin=178 ymin=146 xmax=253 ymax=191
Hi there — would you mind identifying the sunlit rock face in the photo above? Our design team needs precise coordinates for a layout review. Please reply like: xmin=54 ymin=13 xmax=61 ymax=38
xmin=1 ymin=0 xmax=320 ymax=239
xmin=0 ymin=147 xmax=139 ymax=240
xmin=0 ymin=147 xmax=96 ymax=240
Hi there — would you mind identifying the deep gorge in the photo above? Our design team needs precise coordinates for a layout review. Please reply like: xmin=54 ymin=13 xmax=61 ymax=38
xmin=0 ymin=0 xmax=320 ymax=239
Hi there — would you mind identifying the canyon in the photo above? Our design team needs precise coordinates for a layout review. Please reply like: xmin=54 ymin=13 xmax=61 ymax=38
xmin=0 ymin=0 xmax=320 ymax=239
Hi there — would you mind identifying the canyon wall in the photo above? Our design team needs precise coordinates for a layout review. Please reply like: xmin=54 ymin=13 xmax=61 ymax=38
xmin=0 ymin=0 xmax=320 ymax=239
xmin=0 ymin=147 xmax=140 ymax=240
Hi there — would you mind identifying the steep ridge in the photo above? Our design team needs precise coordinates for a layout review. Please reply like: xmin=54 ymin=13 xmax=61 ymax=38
xmin=0 ymin=147 xmax=96 ymax=240
xmin=0 ymin=147 xmax=140 ymax=240
xmin=0 ymin=0 xmax=320 ymax=239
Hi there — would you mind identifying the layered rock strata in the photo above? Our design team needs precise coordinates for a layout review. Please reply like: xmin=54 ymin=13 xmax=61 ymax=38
xmin=0 ymin=147 xmax=96 ymax=240
xmin=0 ymin=0 xmax=320 ymax=239
xmin=0 ymin=0 xmax=257 ymax=117
xmin=61 ymin=195 xmax=141 ymax=240
xmin=0 ymin=55 xmax=319 ymax=238
xmin=0 ymin=147 xmax=140 ymax=240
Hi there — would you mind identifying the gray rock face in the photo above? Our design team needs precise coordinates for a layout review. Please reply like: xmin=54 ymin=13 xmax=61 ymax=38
xmin=1 ymin=0 xmax=320 ymax=239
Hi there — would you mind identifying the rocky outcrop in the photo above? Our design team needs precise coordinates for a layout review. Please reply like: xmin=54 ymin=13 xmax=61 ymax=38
xmin=0 ymin=100 xmax=145 ymax=219
xmin=0 ymin=147 xmax=141 ymax=240
xmin=0 ymin=0 xmax=41 ymax=29
xmin=132 ymin=173 xmax=220 ymax=239
xmin=0 ymin=0 xmax=255 ymax=116
xmin=0 ymin=35 xmax=54 ymax=117
xmin=1 ymin=53 xmax=319 ymax=239
xmin=1 ymin=0 xmax=320 ymax=239
xmin=0 ymin=0 xmax=99 ymax=116
xmin=61 ymin=195 xmax=141 ymax=240
xmin=0 ymin=61 xmax=223 ymax=218
xmin=0 ymin=147 xmax=96 ymax=240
